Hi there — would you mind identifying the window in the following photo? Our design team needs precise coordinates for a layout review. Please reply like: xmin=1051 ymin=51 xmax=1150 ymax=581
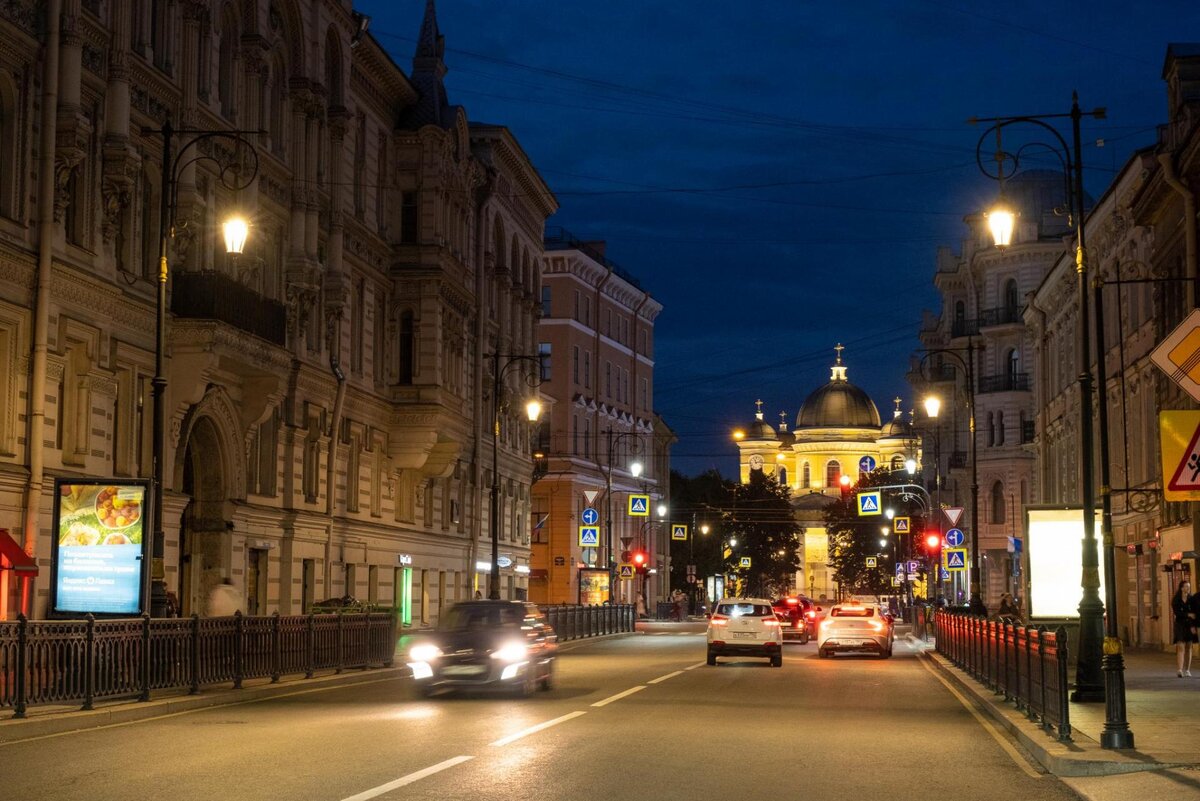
xmin=778 ymin=467 xmax=787 ymax=485
xmin=991 ymin=481 xmax=1006 ymax=524
xmin=801 ymin=462 xmax=811 ymax=488
xmin=400 ymin=192 xmax=418 ymax=243
xmin=996 ymin=410 xmax=1005 ymax=446
xmin=376 ymin=132 xmax=388 ymax=233
xmin=890 ymin=455 xmax=904 ymax=470
xmin=346 ymin=433 xmax=361 ymax=512
xmin=1004 ymin=278 xmax=1019 ymax=317
xmin=398 ymin=311 xmax=414 ymax=384
xmin=354 ymin=113 xmax=366 ymax=217
xmin=572 ymin=346 xmax=580 ymax=385
xmin=987 ymin=412 xmax=995 ymax=447
xmin=541 ymin=285 xmax=552 ymax=317
xmin=351 ymin=279 xmax=364 ymax=374
xmin=1006 ymin=347 xmax=1019 ymax=379
xmin=605 ymin=362 xmax=611 ymax=398
xmin=539 ymin=342 xmax=551 ymax=381
xmin=583 ymin=297 xmax=591 ymax=327
xmin=583 ymin=352 xmax=591 ymax=389
xmin=572 ymin=414 xmax=579 ymax=455
xmin=955 ymin=300 xmax=965 ymax=325
xmin=825 ymin=460 xmax=841 ymax=487
xmin=574 ymin=290 xmax=581 ymax=321
xmin=583 ymin=418 xmax=591 ymax=458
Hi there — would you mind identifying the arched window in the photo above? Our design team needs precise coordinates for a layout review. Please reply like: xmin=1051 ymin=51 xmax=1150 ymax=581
xmin=991 ymin=481 xmax=1006 ymax=524
xmin=987 ymin=412 xmax=995 ymax=447
xmin=955 ymin=300 xmax=966 ymax=325
xmin=398 ymin=311 xmax=415 ymax=384
xmin=1004 ymin=278 xmax=1019 ymax=318
xmin=890 ymin=455 xmax=904 ymax=470
xmin=778 ymin=467 xmax=787 ymax=485
xmin=1007 ymin=347 xmax=1019 ymax=380
xmin=801 ymin=462 xmax=811 ymax=488
xmin=825 ymin=460 xmax=841 ymax=487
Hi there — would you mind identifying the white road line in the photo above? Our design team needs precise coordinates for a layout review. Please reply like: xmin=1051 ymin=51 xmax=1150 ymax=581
xmin=648 ymin=670 xmax=684 ymax=685
xmin=918 ymin=655 xmax=1042 ymax=780
xmin=489 ymin=711 xmax=587 ymax=747
xmin=590 ymin=686 xmax=647 ymax=707
xmin=339 ymin=756 xmax=474 ymax=801
xmin=683 ymin=662 xmax=706 ymax=670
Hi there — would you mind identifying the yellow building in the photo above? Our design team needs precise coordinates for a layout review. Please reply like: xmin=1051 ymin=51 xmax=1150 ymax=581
xmin=732 ymin=346 xmax=920 ymax=601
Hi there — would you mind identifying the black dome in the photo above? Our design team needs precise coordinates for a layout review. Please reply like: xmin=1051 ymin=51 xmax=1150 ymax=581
xmin=881 ymin=417 xmax=912 ymax=437
xmin=797 ymin=380 xmax=881 ymax=429
xmin=745 ymin=419 xmax=777 ymax=440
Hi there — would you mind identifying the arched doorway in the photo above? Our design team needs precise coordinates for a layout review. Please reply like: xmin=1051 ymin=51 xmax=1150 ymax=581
xmin=178 ymin=415 xmax=230 ymax=615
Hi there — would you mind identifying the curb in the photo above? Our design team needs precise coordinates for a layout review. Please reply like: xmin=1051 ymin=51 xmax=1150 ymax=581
xmin=923 ymin=650 xmax=1194 ymax=778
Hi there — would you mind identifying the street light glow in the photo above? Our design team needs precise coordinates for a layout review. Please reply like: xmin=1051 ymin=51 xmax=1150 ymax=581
xmin=905 ymin=458 xmax=917 ymax=475
xmin=222 ymin=215 xmax=250 ymax=254
xmin=700 ymin=524 xmax=710 ymax=535
xmin=630 ymin=461 xmax=643 ymax=478
xmin=885 ymin=508 xmax=895 ymax=520
xmin=986 ymin=198 xmax=1016 ymax=248
xmin=524 ymin=398 xmax=543 ymax=422
xmin=733 ymin=429 xmax=745 ymax=440
xmin=656 ymin=504 xmax=667 ymax=518
xmin=924 ymin=396 xmax=941 ymax=419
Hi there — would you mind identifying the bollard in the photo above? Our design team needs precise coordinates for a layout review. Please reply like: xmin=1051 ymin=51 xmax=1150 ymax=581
xmin=140 ymin=614 xmax=152 ymax=702
xmin=83 ymin=614 xmax=96 ymax=711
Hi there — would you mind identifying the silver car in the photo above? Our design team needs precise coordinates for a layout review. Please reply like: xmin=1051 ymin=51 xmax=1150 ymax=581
xmin=816 ymin=602 xmax=893 ymax=658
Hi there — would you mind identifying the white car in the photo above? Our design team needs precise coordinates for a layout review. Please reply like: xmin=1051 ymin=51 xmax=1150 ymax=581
xmin=816 ymin=602 xmax=893 ymax=658
xmin=706 ymin=597 xmax=783 ymax=667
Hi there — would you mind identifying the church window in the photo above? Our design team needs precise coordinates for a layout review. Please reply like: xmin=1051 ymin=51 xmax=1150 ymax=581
xmin=801 ymin=462 xmax=810 ymax=488
xmin=991 ymin=481 xmax=1006 ymax=524
xmin=825 ymin=460 xmax=841 ymax=487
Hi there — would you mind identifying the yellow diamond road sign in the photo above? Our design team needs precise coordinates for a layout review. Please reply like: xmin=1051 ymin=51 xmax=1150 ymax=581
xmin=1160 ymin=411 xmax=1200 ymax=502
xmin=893 ymin=516 xmax=910 ymax=534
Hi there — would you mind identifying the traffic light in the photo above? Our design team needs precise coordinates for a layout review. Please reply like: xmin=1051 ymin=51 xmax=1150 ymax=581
xmin=924 ymin=532 xmax=942 ymax=557
xmin=632 ymin=550 xmax=649 ymax=574
xmin=838 ymin=473 xmax=852 ymax=499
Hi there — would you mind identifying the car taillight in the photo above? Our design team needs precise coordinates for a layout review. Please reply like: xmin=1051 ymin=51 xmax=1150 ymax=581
xmin=710 ymin=615 xmax=728 ymax=626
xmin=870 ymin=620 xmax=884 ymax=633
xmin=805 ymin=610 xmax=816 ymax=619
xmin=762 ymin=617 xmax=780 ymax=626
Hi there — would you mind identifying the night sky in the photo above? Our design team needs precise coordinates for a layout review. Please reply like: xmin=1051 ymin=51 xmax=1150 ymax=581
xmin=358 ymin=0 xmax=1198 ymax=478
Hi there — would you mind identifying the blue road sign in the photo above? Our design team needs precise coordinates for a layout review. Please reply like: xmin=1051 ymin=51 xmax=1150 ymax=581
xmin=857 ymin=491 xmax=882 ymax=516
xmin=628 ymin=495 xmax=650 ymax=516
xmin=944 ymin=548 xmax=968 ymax=570
xmin=581 ymin=507 xmax=599 ymax=526
xmin=940 ymin=567 xmax=951 ymax=581
xmin=907 ymin=560 xmax=919 ymax=573
xmin=579 ymin=525 xmax=600 ymax=547
xmin=859 ymin=455 xmax=876 ymax=473
xmin=945 ymin=528 xmax=965 ymax=547
xmin=895 ymin=562 xmax=905 ymax=575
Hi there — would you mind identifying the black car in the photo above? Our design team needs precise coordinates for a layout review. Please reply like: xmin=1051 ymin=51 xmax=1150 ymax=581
xmin=407 ymin=601 xmax=557 ymax=697
xmin=772 ymin=596 xmax=818 ymax=643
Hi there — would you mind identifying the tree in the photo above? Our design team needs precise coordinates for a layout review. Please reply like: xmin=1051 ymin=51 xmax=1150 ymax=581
xmin=722 ymin=470 xmax=801 ymax=598
xmin=667 ymin=469 xmax=732 ymax=593
xmin=824 ymin=469 xmax=929 ymax=598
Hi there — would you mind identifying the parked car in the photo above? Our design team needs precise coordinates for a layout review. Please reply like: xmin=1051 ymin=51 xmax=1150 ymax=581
xmin=706 ymin=597 xmax=783 ymax=667
xmin=816 ymin=601 xmax=894 ymax=659
xmin=772 ymin=596 xmax=818 ymax=643
xmin=407 ymin=601 xmax=557 ymax=696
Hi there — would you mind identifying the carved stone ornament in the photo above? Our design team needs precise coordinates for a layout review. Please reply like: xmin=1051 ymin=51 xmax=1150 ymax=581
xmin=100 ymin=176 xmax=132 ymax=246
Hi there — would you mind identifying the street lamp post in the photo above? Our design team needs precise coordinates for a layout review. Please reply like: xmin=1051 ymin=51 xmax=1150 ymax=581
xmin=918 ymin=344 xmax=983 ymax=616
xmin=488 ymin=352 xmax=543 ymax=600
xmin=923 ymin=396 xmax=944 ymax=601
xmin=972 ymin=95 xmax=1132 ymax=748
xmin=147 ymin=121 xmax=260 ymax=617
xmin=603 ymin=430 xmax=643 ymax=604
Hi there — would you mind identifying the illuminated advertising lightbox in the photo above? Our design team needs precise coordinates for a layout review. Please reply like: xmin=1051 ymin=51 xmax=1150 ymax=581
xmin=1026 ymin=507 xmax=1104 ymax=619
xmin=51 ymin=478 xmax=150 ymax=616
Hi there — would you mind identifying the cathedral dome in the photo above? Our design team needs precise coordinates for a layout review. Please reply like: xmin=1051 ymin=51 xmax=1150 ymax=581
xmin=880 ymin=399 xmax=913 ymax=437
xmin=796 ymin=347 xmax=881 ymax=429
xmin=740 ymin=401 xmax=777 ymax=441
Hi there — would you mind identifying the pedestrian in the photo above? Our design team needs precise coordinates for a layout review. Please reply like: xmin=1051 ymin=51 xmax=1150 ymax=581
xmin=164 ymin=589 xmax=181 ymax=618
xmin=996 ymin=593 xmax=1022 ymax=623
xmin=670 ymin=589 xmax=683 ymax=621
xmin=1172 ymin=579 xmax=1197 ymax=677
xmin=635 ymin=592 xmax=647 ymax=619
xmin=474 ymin=590 xmax=483 ymax=600
xmin=207 ymin=577 xmax=242 ymax=617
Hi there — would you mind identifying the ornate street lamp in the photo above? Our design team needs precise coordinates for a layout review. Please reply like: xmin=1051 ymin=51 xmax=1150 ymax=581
xmin=488 ymin=353 xmax=543 ymax=600
xmin=971 ymin=95 xmax=1132 ymax=749
xmin=146 ymin=121 xmax=261 ymax=617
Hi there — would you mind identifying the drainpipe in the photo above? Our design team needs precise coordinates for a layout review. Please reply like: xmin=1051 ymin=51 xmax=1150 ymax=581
xmin=1025 ymin=293 xmax=1048 ymax=500
xmin=469 ymin=179 xmax=495 ymax=592
xmin=19 ymin=0 xmax=62 ymax=617
xmin=1157 ymin=152 xmax=1197 ymax=308
xmin=324 ymin=341 xmax=346 ymax=598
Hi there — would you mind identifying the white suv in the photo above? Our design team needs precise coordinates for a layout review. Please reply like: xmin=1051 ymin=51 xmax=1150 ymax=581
xmin=706 ymin=597 xmax=782 ymax=667
xmin=816 ymin=602 xmax=893 ymax=658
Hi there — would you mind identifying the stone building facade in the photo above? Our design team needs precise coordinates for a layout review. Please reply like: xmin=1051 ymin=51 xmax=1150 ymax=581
xmin=0 ymin=1 xmax=556 ymax=622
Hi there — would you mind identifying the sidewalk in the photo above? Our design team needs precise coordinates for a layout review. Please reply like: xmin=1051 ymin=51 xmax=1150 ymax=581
xmin=919 ymin=635 xmax=1200 ymax=779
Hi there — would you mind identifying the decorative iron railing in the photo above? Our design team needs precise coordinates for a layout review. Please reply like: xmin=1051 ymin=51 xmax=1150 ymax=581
xmin=539 ymin=604 xmax=636 ymax=641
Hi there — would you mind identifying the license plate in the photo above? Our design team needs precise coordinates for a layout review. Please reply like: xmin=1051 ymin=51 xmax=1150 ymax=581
xmin=732 ymin=631 xmax=756 ymax=639
xmin=443 ymin=665 xmax=486 ymax=676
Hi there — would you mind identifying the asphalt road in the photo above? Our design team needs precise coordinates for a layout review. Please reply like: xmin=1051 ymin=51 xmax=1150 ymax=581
xmin=2 ymin=633 xmax=1084 ymax=801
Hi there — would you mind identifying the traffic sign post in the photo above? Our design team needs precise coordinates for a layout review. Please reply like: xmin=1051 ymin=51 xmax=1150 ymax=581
xmin=579 ymin=525 xmax=600 ymax=548
xmin=581 ymin=507 xmax=600 ymax=526
xmin=945 ymin=528 xmax=964 ymax=548
xmin=944 ymin=548 xmax=968 ymax=571
xmin=671 ymin=524 xmax=689 ymax=541
xmin=628 ymin=495 xmax=650 ymax=516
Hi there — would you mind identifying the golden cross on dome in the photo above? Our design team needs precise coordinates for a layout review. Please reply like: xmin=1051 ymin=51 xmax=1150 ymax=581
xmin=754 ymin=398 xmax=763 ymax=420
xmin=894 ymin=397 xmax=903 ymax=418
xmin=834 ymin=343 xmax=845 ymax=364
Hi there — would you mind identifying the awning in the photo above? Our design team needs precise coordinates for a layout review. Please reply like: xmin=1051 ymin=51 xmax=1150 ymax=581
xmin=0 ymin=528 xmax=37 ymax=575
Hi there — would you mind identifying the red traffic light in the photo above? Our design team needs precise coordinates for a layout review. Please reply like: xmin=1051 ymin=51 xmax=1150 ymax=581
xmin=925 ymin=533 xmax=942 ymax=550
xmin=632 ymin=551 xmax=647 ymax=566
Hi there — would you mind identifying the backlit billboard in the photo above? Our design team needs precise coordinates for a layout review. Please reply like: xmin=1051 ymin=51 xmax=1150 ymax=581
xmin=1026 ymin=506 xmax=1105 ymax=619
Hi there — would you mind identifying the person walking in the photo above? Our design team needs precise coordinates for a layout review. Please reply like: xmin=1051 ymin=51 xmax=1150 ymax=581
xmin=1171 ymin=578 xmax=1197 ymax=677
xmin=207 ymin=577 xmax=242 ymax=617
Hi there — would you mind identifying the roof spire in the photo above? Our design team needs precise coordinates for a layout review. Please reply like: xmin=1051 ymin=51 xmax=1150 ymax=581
xmin=754 ymin=399 xmax=764 ymax=421
xmin=778 ymin=411 xmax=788 ymax=432
xmin=406 ymin=0 xmax=451 ymax=128
xmin=893 ymin=397 xmax=903 ymax=419
xmin=830 ymin=343 xmax=848 ymax=382
xmin=415 ymin=0 xmax=445 ymax=64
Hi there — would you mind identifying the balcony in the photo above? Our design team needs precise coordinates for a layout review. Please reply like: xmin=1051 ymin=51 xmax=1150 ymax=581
xmin=978 ymin=372 xmax=1030 ymax=394
xmin=171 ymin=271 xmax=287 ymax=346
xmin=1021 ymin=420 xmax=1036 ymax=444
xmin=924 ymin=365 xmax=957 ymax=383
xmin=951 ymin=318 xmax=979 ymax=338
xmin=979 ymin=306 xmax=1023 ymax=329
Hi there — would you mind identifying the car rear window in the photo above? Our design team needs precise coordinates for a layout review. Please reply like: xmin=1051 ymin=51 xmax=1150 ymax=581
xmin=716 ymin=603 xmax=773 ymax=617
xmin=439 ymin=604 xmax=522 ymax=630
xmin=831 ymin=606 xmax=874 ymax=617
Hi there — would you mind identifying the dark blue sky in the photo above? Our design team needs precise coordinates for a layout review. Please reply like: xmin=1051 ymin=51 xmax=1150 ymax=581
xmin=358 ymin=0 xmax=1197 ymax=478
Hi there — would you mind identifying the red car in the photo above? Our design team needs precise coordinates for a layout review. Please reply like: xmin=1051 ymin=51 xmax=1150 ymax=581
xmin=773 ymin=596 xmax=819 ymax=643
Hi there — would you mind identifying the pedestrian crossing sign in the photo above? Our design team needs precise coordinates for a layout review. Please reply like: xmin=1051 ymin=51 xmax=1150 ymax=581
xmin=857 ymin=491 xmax=882 ymax=516
xmin=893 ymin=516 xmax=910 ymax=533
xmin=628 ymin=494 xmax=650 ymax=517
xmin=671 ymin=524 xmax=688 ymax=541
xmin=739 ymin=556 xmax=752 ymax=568
xmin=944 ymin=548 xmax=968 ymax=571
xmin=579 ymin=525 xmax=600 ymax=547
xmin=866 ymin=557 xmax=878 ymax=568
xmin=618 ymin=563 xmax=635 ymax=579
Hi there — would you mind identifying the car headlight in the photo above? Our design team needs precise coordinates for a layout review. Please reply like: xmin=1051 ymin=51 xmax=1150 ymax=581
xmin=409 ymin=644 xmax=443 ymax=663
xmin=490 ymin=641 xmax=528 ymax=662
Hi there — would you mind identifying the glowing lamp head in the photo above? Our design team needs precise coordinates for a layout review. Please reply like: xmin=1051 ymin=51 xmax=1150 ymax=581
xmin=524 ymin=399 xmax=543 ymax=422
xmin=700 ymin=524 xmax=710 ymax=535
xmin=632 ymin=551 xmax=647 ymax=566
xmin=630 ymin=461 xmax=643 ymax=478
xmin=656 ymin=504 xmax=668 ymax=518
xmin=222 ymin=216 xmax=250 ymax=254
xmin=905 ymin=458 xmax=917 ymax=476
xmin=924 ymin=395 xmax=941 ymax=419
xmin=986 ymin=199 xmax=1016 ymax=249
xmin=733 ymin=429 xmax=745 ymax=441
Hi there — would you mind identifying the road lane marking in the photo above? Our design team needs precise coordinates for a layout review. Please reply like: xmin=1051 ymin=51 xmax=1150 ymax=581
xmin=683 ymin=662 xmax=706 ymax=671
xmin=647 ymin=670 xmax=684 ymax=685
xmin=489 ymin=711 xmax=587 ymax=747
xmin=339 ymin=756 xmax=474 ymax=801
xmin=591 ymin=686 xmax=646 ymax=707
xmin=918 ymin=655 xmax=1042 ymax=780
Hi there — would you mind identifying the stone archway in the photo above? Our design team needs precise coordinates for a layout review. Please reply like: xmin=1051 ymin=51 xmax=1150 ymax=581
xmin=173 ymin=389 xmax=244 ymax=614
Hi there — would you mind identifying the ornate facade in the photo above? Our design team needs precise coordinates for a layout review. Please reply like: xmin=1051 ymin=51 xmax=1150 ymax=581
xmin=0 ymin=1 xmax=556 ymax=621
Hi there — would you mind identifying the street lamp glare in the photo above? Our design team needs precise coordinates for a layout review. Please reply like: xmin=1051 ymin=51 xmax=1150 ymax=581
xmin=700 ymin=524 xmax=710 ymax=535
xmin=905 ymin=458 xmax=917 ymax=476
xmin=729 ymin=538 xmax=737 ymax=547
xmin=222 ymin=215 xmax=249 ymax=254
xmin=524 ymin=398 xmax=542 ymax=422
xmin=879 ymin=539 xmax=887 ymax=548
xmin=630 ymin=460 xmax=643 ymax=478
xmin=838 ymin=473 xmax=851 ymax=487
xmin=986 ymin=198 xmax=1016 ymax=248
xmin=656 ymin=504 xmax=667 ymax=518
xmin=732 ymin=429 xmax=745 ymax=441
xmin=923 ymin=395 xmax=941 ymax=419
xmin=881 ymin=526 xmax=890 ymax=536
xmin=885 ymin=508 xmax=895 ymax=520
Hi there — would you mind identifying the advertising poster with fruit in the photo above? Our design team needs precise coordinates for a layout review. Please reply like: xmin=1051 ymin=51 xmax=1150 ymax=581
xmin=51 ymin=479 xmax=149 ymax=615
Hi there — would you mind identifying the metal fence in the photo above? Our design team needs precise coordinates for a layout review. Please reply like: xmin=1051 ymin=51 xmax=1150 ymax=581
xmin=540 ymin=604 xmax=635 ymax=641
xmin=935 ymin=611 xmax=1071 ymax=741
xmin=0 ymin=611 xmax=396 ymax=719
